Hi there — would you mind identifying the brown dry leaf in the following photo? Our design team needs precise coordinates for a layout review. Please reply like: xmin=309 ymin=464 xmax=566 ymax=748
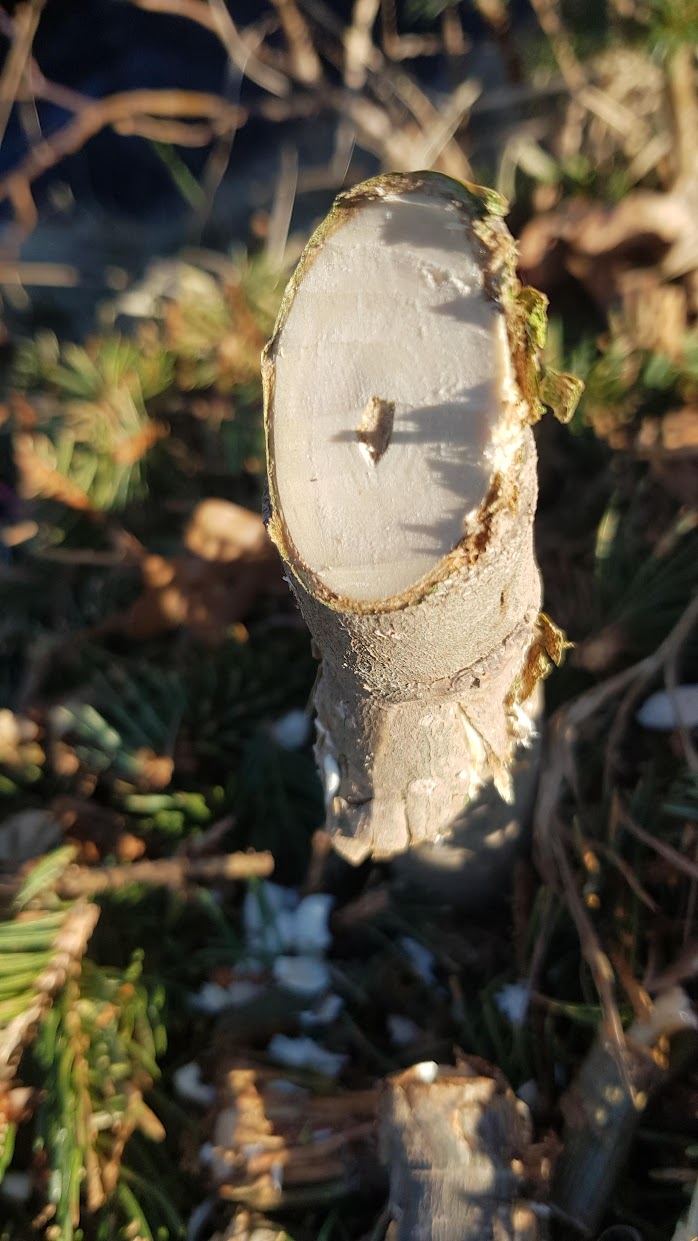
xmin=514 ymin=612 xmax=572 ymax=703
xmin=125 ymin=501 xmax=283 ymax=642
xmin=518 ymin=190 xmax=695 ymax=310
xmin=185 ymin=499 xmax=271 ymax=562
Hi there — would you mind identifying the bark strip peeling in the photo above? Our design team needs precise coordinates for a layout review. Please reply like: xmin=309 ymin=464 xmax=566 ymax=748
xmin=263 ymin=172 xmax=580 ymax=865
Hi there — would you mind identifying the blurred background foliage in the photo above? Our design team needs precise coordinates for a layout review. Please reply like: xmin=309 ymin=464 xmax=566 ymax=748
xmin=0 ymin=2 xmax=697 ymax=1239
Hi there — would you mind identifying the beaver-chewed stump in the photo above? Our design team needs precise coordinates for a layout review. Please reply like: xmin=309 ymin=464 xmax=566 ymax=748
xmin=263 ymin=171 xmax=580 ymax=890
xmin=380 ymin=1060 xmax=544 ymax=1241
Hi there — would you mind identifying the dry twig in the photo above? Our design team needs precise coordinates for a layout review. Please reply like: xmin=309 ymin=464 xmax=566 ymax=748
xmin=269 ymin=0 xmax=323 ymax=84
xmin=536 ymin=592 xmax=698 ymax=865
xmin=0 ymin=0 xmax=45 ymax=151
xmin=265 ymin=145 xmax=298 ymax=271
xmin=534 ymin=594 xmax=698 ymax=1069
xmin=378 ymin=0 xmax=440 ymax=61
xmin=548 ymin=823 xmax=627 ymax=1061
xmin=616 ymin=802 xmax=698 ymax=884
xmin=292 ymin=0 xmax=472 ymax=178
xmin=527 ymin=0 xmax=585 ymax=93
xmin=56 ymin=850 xmax=274 ymax=898
xmin=552 ymin=986 xmax=698 ymax=1235
xmin=0 ymin=89 xmax=244 ymax=232
xmin=129 ymin=0 xmax=289 ymax=96
xmin=0 ymin=261 xmax=79 ymax=286
xmin=345 ymin=0 xmax=381 ymax=91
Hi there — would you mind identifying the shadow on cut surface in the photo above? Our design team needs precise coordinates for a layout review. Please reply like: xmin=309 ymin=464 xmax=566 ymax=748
xmin=331 ymin=376 xmax=494 ymax=557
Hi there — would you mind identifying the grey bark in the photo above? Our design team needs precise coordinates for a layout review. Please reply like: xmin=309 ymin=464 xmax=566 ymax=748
xmin=263 ymin=171 xmax=580 ymax=879
xmin=380 ymin=1061 xmax=543 ymax=1241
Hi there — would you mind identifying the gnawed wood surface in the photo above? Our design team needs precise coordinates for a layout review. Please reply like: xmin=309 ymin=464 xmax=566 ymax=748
xmin=380 ymin=1060 xmax=546 ymax=1241
xmin=263 ymin=171 xmax=580 ymax=878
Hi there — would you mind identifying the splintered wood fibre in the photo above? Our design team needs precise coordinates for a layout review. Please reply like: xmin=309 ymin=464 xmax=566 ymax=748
xmin=270 ymin=190 xmax=509 ymax=602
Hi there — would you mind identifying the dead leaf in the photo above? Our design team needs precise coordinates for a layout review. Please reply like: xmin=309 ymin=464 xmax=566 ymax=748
xmin=185 ymin=500 xmax=272 ymax=563
xmin=518 ymin=190 xmax=695 ymax=311
xmin=125 ymin=501 xmax=283 ymax=642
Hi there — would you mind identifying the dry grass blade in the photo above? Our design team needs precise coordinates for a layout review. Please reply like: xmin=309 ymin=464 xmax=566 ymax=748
xmin=0 ymin=88 xmax=245 ymax=232
xmin=534 ymin=594 xmax=698 ymax=1089
xmin=536 ymin=592 xmax=698 ymax=861
xmin=130 ymin=0 xmax=290 ymax=96
xmin=617 ymin=803 xmax=698 ymax=884
xmin=665 ymin=641 xmax=698 ymax=774
xmin=667 ymin=42 xmax=698 ymax=184
xmin=0 ymin=0 xmax=45 ymax=152
xmin=414 ymin=78 xmax=480 ymax=172
xmin=378 ymin=0 xmax=440 ymax=61
xmin=270 ymin=0 xmax=323 ymax=85
xmin=441 ymin=1 xmax=468 ymax=59
xmin=295 ymin=0 xmax=472 ymax=178
xmin=549 ymin=824 xmax=627 ymax=1063
xmin=527 ymin=0 xmax=585 ymax=92
xmin=265 ymin=145 xmax=298 ymax=271
xmin=604 ymin=593 xmax=698 ymax=796
xmin=593 ymin=839 xmax=658 ymax=913
xmin=344 ymin=0 xmax=381 ymax=90
xmin=208 ymin=0 xmax=290 ymax=98
xmin=113 ymin=115 xmax=217 ymax=144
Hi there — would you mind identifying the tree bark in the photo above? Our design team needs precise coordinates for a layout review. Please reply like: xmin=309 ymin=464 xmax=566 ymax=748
xmin=380 ymin=1060 xmax=542 ymax=1241
xmin=263 ymin=171 xmax=580 ymax=877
